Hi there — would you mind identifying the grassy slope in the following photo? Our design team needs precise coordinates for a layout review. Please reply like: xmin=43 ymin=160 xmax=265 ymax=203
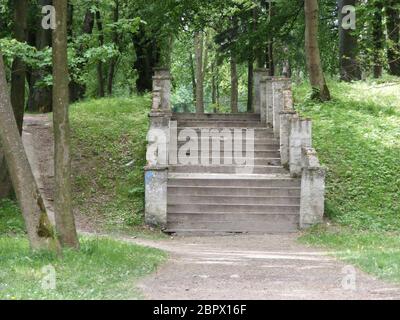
xmin=70 ymin=96 xmax=164 ymax=237
xmin=294 ymin=79 xmax=400 ymax=282
xmin=0 ymin=200 xmax=166 ymax=300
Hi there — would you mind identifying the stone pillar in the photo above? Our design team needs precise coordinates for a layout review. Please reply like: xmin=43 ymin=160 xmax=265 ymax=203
xmin=272 ymin=78 xmax=291 ymax=137
xmin=145 ymin=68 xmax=172 ymax=228
xmin=300 ymin=148 xmax=325 ymax=229
xmin=260 ymin=78 xmax=267 ymax=123
xmin=265 ymin=77 xmax=273 ymax=127
xmin=289 ymin=116 xmax=312 ymax=177
xmin=279 ymin=110 xmax=296 ymax=168
xmin=254 ymin=68 xmax=269 ymax=114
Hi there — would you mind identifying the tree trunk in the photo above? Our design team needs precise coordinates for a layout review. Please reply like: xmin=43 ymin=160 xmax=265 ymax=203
xmin=0 ymin=54 xmax=59 ymax=251
xmin=304 ymin=0 xmax=331 ymax=101
xmin=27 ymin=0 xmax=53 ymax=113
xmin=372 ymin=1 xmax=384 ymax=78
xmin=194 ymin=32 xmax=204 ymax=114
xmin=386 ymin=0 xmax=400 ymax=76
xmin=52 ymin=0 xmax=79 ymax=249
xmin=212 ymin=62 xmax=217 ymax=113
xmin=267 ymin=0 xmax=275 ymax=76
xmin=107 ymin=0 xmax=120 ymax=96
xmin=96 ymin=10 xmax=105 ymax=97
xmin=189 ymin=52 xmax=196 ymax=104
xmin=339 ymin=0 xmax=361 ymax=81
xmin=0 ymin=0 xmax=28 ymax=199
xmin=230 ymin=51 xmax=238 ymax=113
xmin=69 ymin=9 xmax=95 ymax=102
xmin=247 ymin=59 xmax=254 ymax=112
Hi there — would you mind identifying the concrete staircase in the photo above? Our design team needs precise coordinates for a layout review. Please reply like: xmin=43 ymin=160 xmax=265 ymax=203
xmin=166 ymin=113 xmax=301 ymax=234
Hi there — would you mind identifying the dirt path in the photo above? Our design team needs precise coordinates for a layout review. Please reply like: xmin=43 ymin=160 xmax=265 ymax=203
xmin=22 ymin=114 xmax=400 ymax=300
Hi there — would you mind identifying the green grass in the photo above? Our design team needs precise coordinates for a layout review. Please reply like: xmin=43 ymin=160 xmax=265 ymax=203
xmin=294 ymin=79 xmax=400 ymax=282
xmin=0 ymin=201 xmax=166 ymax=300
xmin=69 ymin=96 xmax=164 ymax=236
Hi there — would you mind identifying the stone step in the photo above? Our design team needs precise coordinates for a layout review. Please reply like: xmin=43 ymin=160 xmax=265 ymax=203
xmin=168 ymin=186 xmax=301 ymax=197
xmin=172 ymin=113 xmax=261 ymax=121
xmin=172 ymin=150 xmax=281 ymax=158
xmin=168 ymin=195 xmax=300 ymax=205
xmin=177 ymin=121 xmax=265 ymax=128
xmin=168 ymin=175 xmax=300 ymax=188
xmin=177 ymin=128 xmax=275 ymax=139
xmin=171 ymin=158 xmax=281 ymax=166
xmin=166 ymin=213 xmax=299 ymax=233
xmin=169 ymin=165 xmax=287 ymax=174
xmin=175 ymin=142 xmax=280 ymax=150
xmin=168 ymin=203 xmax=300 ymax=214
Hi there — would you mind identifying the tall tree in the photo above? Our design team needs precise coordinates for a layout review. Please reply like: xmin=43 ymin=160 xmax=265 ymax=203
xmin=0 ymin=54 xmax=59 ymax=251
xmin=304 ymin=0 xmax=331 ymax=101
xmin=195 ymin=31 xmax=205 ymax=113
xmin=52 ymin=0 xmax=79 ymax=248
xmin=386 ymin=0 xmax=400 ymax=76
xmin=372 ymin=0 xmax=384 ymax=78
xmin=0 ymin=0 xmax=28 ymax=199
xmin=27 ymin=0 xmax=53 ymax=113
xmin=107 ymin=0 xmax=120 ymax=96
xmin=338 ymin=0 xmax=361 ymax=81
xmin=96 ymin=10 xmax=106 ymax=97
xmin=230 ymin=51 xmax=239 ymax=113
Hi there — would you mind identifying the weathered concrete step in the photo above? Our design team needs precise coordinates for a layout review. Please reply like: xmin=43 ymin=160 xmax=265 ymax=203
xmin=172 ymin=113 xmax=261 ymax=121
xmin=168 ymin=195 xmax=300 ymax=205
xmin=172 ymin=158 xmax=281 ymax=166
xmin=175 ymin=143 xmax=281 ymax=150
xmin=168 ymin=175 xmax=300 ymax=188
xmin=177 ymin=121 xmax=265 ymax=128
xmin=168 ymin=204 xmax=300 ymax=214
xmin=166 ymin=214 xmax=299 ymax=233
xmin=171 ymin=149 xmax=280 ymax=156
xmin=168 ymin=186 xmax=301 ymax=197
xmin=169 ymin=165 xmax=287 ymax=174
xmin=177 ymin=128 xmax=275 ymax=139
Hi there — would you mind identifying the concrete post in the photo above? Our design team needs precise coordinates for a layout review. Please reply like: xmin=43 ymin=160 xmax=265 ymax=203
xmin=265 ymin=77 xmax=273 ymax=127
xmin=260 ymin=78 xmax=267 ymax=123
xmin=279 ymin=110 xmax=296 ymax=168
xmin=300 ymin=148 xmax=325 ymax=229
xmin=289 ymin=116 xmax=312 ymax=177
xmin=272 ymin=78 xmax=291 ymax=137
xmin=254 ymin=69 xmax=269 ymax=114
xmin=145 ymin=68 xmax=172 ymax=228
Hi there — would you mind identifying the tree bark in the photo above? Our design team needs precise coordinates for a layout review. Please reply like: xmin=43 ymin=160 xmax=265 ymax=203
xmin=189 ymin=52 xmax=196 ymax=104
xmin=52 ymin=0 xmax=79 ymax=249
xmin=1 ymin=0 xmax=28 ymax=199
xmin=195 ymin=32 xmax=204 ymax=114
xmin=0 ymin=54 xmax=59 ymax=251
xmin=386 ymin=0 xmax=400 ymax=76
xmin=267 ymin=0 xmax=275 ymax=76
xmin=69 ymin=9 xmax=95 ymax=102
xmin=230 ymin=51 xmax=238 ymax=113
xmin=247 ymin=59 xmax=254 ymax=112
xmin=107 ymin=0 xmax=120 ymax=96
xmin=27 ymin=0 xmax=53 ymax=113
xmin=96 ymin=10 xmax=105 ymax=97
xmin=304 ymin=0 xmax=331 ymax=101
xmin=338 ymin=0 xmax=361 ymax=81
xmin=372 ymin=1 xmax=384 ymax=78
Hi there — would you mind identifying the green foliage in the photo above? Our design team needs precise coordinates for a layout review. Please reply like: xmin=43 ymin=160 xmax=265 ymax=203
xmin=295 ymin=80 xmax=400 ymax=282
xmin=0 ymin=200 xmax=25 ymax=236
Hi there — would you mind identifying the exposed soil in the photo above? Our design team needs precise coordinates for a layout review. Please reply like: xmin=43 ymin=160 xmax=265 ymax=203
xmin=23 ymin=114 xmax=400 ymax=300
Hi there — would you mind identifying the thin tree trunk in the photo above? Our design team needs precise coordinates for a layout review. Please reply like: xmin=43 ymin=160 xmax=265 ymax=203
xmin=52 ymin=0 xmax=79 ymax=249
xmin=96 ymin=10 xmax=105 ymax=97
xmin=304 ymin=0 xmax=331 ymax=101
xmin=372 ymin=1 xmax=384 ymax=78
xmin=194 ymin=32 xmax=204 ymax=113
xmin=0 ymin=54 xmax=59 ymax=251
xmin=386 ymin=0 xmax=400 ymax=76
xmin=230 ymin=51 xmax=238 ymax=113
xmin=247 ymin=59 xmax=254 ymax=112
xmin=1 ymin=0 xmax=27 ymax=199
xmin=267 ymin=1 xmax=275 ymax=76
xmin=27 ymin=0 xmax=53 ymax=113
xmin=189 ymin=52 xmax=196 ymax=104
xmin=69 ymin=9 xmax=95 ymax=102
xmin=212 ymin=62 xmax=217 ymax=113
xmin=338 ymin=0 xmax=361 ymax=81
xmin=107 ymin=0 xmax=119 ymax=96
